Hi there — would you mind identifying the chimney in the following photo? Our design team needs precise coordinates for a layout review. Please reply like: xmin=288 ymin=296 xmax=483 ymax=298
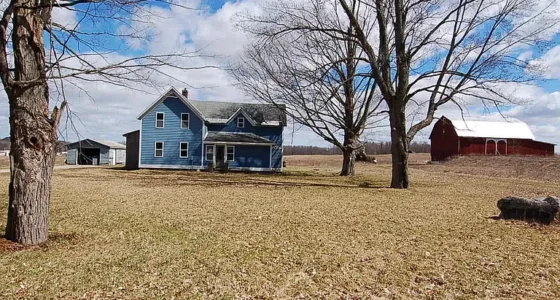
xmin=182 ymin=88 xmax=189 ymax=99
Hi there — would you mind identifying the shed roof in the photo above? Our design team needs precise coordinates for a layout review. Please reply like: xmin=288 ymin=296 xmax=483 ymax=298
xmin=204 ymin=132 xmax=274 ymax=145
xmin=68 ymin=139 xmax=126 ymax=149
xmin=445 ymin=116 xmax=535 ymax=140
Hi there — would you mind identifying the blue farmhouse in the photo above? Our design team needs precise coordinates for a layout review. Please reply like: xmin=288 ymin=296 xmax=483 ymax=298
xmin=134 ymin=87 xmax=286 ymax=171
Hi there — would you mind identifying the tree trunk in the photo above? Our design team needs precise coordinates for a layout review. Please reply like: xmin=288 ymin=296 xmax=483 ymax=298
xmin=340 ymin=148 xmax=356 ymax=176
xmin=4 ymin=4 xmax=57 ymax=245
xmin=389 ymin=109 xmax=409 ymax=188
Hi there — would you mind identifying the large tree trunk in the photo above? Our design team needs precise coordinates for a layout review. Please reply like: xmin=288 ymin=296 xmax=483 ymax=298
xmin=5 ymin=3 xmax=57 ymax=245
xmin=340 ymin=148 xmax=356 ymax=176
xmin=389 ymin=109 xmax=409 ymax=189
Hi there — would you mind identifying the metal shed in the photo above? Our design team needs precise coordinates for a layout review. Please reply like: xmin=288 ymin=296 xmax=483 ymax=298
xmin=430 ymin=116 xmax=555 ymax=161
xmin=123 ymin=130 xmax=140 ymax=170
xmin=66 ymin=139 xmax=126 ymax=165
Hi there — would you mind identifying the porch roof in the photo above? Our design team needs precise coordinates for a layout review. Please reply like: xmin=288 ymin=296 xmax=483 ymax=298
xmin=204 ymin=132 xmax=274 ymax=145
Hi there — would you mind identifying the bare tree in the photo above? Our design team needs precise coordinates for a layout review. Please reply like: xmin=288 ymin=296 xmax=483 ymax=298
xmin=334 ymin=0 xmax=558 ymax=188
xmin=232 ymin=1 xmax=384 ymax=176
xmin=0 ymin=0 xmax=211 ymax=245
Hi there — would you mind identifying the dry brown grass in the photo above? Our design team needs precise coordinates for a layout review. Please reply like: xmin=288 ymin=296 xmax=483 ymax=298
xmin=0 ymin=155 xmax=67 ymax=169
xmin=415 ymin=155 xmax=560 ymax=183
xmin=285 ymin=153 xmax=431 ymax=168
xmin=0 ymin=160 xmax=559 ymax=299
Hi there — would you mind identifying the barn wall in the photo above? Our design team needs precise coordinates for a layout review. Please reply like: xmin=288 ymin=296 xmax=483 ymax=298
xmin=459 ymin=137 xmax=486 ymax=155
xmin=430 ymin=118 xmax=459 ymax=161
xmin=508 ymin=139 xmax=555 ymax=156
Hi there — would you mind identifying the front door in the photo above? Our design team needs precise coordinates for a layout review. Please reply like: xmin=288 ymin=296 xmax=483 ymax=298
xmin=215 ymin=145 xmax=225 ymax=169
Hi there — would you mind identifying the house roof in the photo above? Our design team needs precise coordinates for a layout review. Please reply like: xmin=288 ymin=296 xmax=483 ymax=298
xmin=444 ymin=116 xmax=536 ymax=140
xmin=137 ymin=87 xmax=286 ymax=126
xmin=204 ymin=132 xmax=275 ymax=145
xmin=189 ymin=100 xmax=286 ymax=126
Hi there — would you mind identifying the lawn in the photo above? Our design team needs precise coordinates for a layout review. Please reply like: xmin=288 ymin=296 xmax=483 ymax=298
xmin=0 ymin=155 xmax=559 ymax=299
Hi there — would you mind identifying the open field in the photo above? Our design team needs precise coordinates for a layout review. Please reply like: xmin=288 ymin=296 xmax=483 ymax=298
xmin=1 ymin=157 xmax=559 ymax=298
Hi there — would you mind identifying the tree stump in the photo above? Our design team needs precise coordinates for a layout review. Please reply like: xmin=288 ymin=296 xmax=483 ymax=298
xmin=497 ymin=196 xmax=559 ymax=224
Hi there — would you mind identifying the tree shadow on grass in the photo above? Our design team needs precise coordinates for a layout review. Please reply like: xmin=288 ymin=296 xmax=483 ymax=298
xmin=65 ymin=168 xmax=389 ymax=189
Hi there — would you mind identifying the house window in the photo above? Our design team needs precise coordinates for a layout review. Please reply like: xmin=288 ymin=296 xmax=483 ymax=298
xmin=237 ymin=117 xmax=245 ymax=128
xmin=180 ymin=142 xmax=189 ymax=158
xmin=205 ymin=145 xmax=214 ymax=161
xmin=156 ymin=112 xmax=164 ymax=128
xmin=226 ymin=146 xmax=234 ymax=162
xmin=181 ymin=113 xmax=189 ymax=129
xmin=155 ymin=142 xmax=164 ymax=157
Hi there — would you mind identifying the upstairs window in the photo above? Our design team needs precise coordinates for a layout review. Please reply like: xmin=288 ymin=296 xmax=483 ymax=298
xmin=226 ymin=146 xmax=235 ymax=162
xmin=181 ymin=113 xmax=190 ymax=129
xmin=205 ymin=145 xmax=214 ymax=161
xmin=156 ymin=112 xmax=164 ymax=128
xmin=180 ymin=142 xmax=189 ymax=158
xmin=237 ymin=117 xmax=245 ymax=128
xmin=155 ymin=142 xmax=164 ymax=157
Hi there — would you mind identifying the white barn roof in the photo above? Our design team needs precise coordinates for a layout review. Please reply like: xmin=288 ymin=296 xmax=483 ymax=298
xmin=447 ymin=116 xmax=535 ymax=140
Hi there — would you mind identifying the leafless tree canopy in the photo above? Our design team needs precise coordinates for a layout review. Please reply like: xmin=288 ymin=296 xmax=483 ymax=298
xmin=234 ymin=0 xmax=558 ymax=187
xmin=0 ymin=0 xmax=212 ymax=245
xmin=232 ymin=0 xmax=387 ymax=175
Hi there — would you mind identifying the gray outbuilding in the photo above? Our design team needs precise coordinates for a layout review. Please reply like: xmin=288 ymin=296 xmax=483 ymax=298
xmin=66 ymin=139 xmax=126 ymax=165
xmin=123 ymin=130 xmax=140 ymax=170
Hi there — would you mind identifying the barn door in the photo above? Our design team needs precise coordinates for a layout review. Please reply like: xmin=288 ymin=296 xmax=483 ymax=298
xmin=497 ymin=141 xmax=507 ymax=155
xmin=486 ymin=140 xmax=497 ymax=155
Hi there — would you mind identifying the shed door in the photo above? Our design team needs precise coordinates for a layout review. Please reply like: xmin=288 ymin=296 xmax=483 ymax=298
xmin=66 ymin=149 xmax=77 ymax=165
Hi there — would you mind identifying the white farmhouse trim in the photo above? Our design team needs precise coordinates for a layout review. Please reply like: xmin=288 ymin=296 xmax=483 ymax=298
xmin=181 ymin=113 xmax=190 ymax=129
xmin=269 ymin=145 xmax=272 ymax=169
xmin=154 ymin=141 xmax=164 ymax=157
xmin=155 ymin=112 xmax=165 ymax=128
xmin=226 ymin=145 xmax=235 ymax=162
xmin=228 ymin=167 xmax=282 ymax=172
xmin=179 ymin=142 xmax=189 ymax=158
xmin=137 ymin=165 xmax=281 ymax=172
xmin=224 ymin=108 xmax=258 ymax=127
xmin=139 ymin=164 xmax=202 ymax=170
xmin=137 ymin=87 xmax=206 ymax=120
xmin=202 ymin=141 xmax=274 ymax=146
xmin=139 ymin=120 xmax=143 ymax=166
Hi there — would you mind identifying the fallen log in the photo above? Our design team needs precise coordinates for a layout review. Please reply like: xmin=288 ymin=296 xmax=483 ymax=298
xmin=497 ymin=196 xmax=559 ymax=224
xmin=356 ymin=149 xmax=377 ymax=163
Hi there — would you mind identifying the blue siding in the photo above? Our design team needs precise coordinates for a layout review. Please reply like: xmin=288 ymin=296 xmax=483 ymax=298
xmin=207 ymin=112 xmax=283 ymax=169
xmin=140 ymin=96 xmax=204 ymax=167
xmin=231 ymin=145 xmax=271 ymax=168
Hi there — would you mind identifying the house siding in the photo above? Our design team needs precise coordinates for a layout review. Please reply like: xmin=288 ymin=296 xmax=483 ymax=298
xmin=207 ymin=112 xmax=283 ymax=169
xmin=140 ymin=96 xmax=204 ymax=167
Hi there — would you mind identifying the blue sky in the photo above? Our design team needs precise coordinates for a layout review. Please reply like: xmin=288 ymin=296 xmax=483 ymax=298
xmin=1 ymin=0 xmax=560 ymax=150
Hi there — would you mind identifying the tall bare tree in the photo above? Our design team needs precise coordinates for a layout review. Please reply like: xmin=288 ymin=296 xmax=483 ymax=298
xmin=232 ymin=1 xmax=384 ymax=176
xmin=336 ymin=0 xmax=559 ymax=188
xmin=1 ymin=0 xmax=210 ymax=245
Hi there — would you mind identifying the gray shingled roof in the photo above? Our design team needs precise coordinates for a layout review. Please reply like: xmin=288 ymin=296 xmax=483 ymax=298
xmin=204 ymin=132 xmax=274 ymax=144
xmin=189 ymin=100 xmax=286 ymax=126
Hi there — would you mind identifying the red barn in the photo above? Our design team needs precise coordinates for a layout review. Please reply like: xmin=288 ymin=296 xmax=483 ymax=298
xmin=430 ymin=116 xmax=555 ymax=161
